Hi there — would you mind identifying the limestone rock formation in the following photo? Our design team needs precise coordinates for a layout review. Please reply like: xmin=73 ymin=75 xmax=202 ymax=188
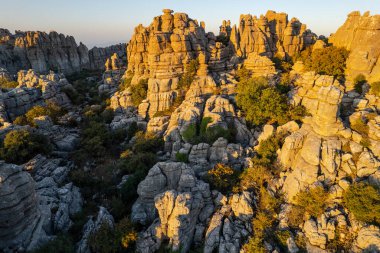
xmin=0 ymin=162 xmax=40 ymax=251
xmin=329 ymin=11 xmax=380 ymax=82
xmin=0 ymin=29 xmax=89 ymax=74
xmin=133 ymin=162 xmax=213 ymax=253
xmin=0 ymin=69 xmax=72 ymax=121
xmin=233 ymin=10 xmax=316 ymax=59
xmin=89 ymin=43 xmax=127 ymax=71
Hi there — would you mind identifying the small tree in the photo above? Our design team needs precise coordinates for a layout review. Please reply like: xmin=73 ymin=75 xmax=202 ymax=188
xmin=294 ymin=186 xmax=329 ymax=218
xmin=343 ymin=183 xmax=380 ymax=224
xmin=206 ymin=163 xmax=239 ymax=194
xmin=130 ymin=79 xmax=148 ymax=106
xmin=353 ymin=74 xmax=367 ymax=94
xmin=0 ymin=129 xmax=51 ymax=164
xmin=236 ymin=77 xmax=289 ymax=126
xmin=304 ymin=46 xmax=349 ymax=79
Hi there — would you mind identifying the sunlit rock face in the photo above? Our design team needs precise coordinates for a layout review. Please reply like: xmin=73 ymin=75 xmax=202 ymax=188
xmin=329 ymin=11 xmax=380 ymax=83
xmin=231 ymin=10 xmax=317 ymax=59
xmin=0 ymin=29 xmax=89 ymax=74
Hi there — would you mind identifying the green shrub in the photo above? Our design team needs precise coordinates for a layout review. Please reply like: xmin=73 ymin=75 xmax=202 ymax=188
xmin=118 ymin=76 xmax=132 ymax=91
xmin=273 ymin=55 xmax=293 ymax=73
xmin=239 ymin=166 xmax=272 ymax=191
xmin=252 ymin=134 xmax=285 ymax=170
xmin=294 ymin=186 xmax=329 ymax=218
xmin=16 ymin=103 xmax=65 ymax=126
xmin=120 ymin=152 xmax=157 ymax=175
xmin=175 ymin=152 xmax=189 ymax=163
xmin=130 ymin=79 xmax=148 ymax=106
xmin=178 ymin=59 xmax=199 ymax=90
xmin=303 ymin=46 xmax=349 ymax=79
xmin=370 ymin=82 xmax=380 ymax=97
xmin=343 ymin=183 xmax=380 ymax=224
xmin=0 ymin=129 xmax=51 ymax=164
xmin=88 ymin=218 xmax=137 ymax=253
xmin=354 ymin=74 xmax=367 ymax=94
xmin=182 ymin=123 xmax=198 ymax=144
xmin=236 ymin=77 xmax=290 ymax=126
xmin=32 ymin=234 xmax=75 ymax=253
xmin=132 ymin=131 xmax=164 ymax=153
xmin=275 ymin=230 xmax=292 ymax=252
xmin=206 ymin=163 xmax=239 ymax=194
xmin=0 ymin=77 xmax=18 ymax=89
xmin=235 ymin=66 xmax=252 ymax=82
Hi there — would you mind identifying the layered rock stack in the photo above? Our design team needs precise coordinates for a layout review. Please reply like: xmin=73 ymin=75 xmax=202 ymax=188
xmin=0 ymin=162 xmax=39 ymax=251
xmin=0 ymin=29 xmax=126 ymax=75
xmin=232 ymin=10 xmax=317 ymax=59
xmin=0 ymin=29 xmax=89 ymax=74
xmin=89 ymin=43 xmax=127 ymax=71
xmin=329 ymin=11 xmax=380 ymax=83
xmin=124 ymin=9 xmax=237 ymax=117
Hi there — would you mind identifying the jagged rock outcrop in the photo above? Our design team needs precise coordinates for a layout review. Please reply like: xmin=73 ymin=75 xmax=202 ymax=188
xmin=89 ymin=43 xmax=126 ymax=70
xmin=0 ymin=69 xmax=72 ymax=121
xmin=133 ymin=162 xmax=214 ymax=253
xmin=277 ymin=71 xmax=380 ymax=250
xmin=232 ymin=10 xmax=317 ymax=59
xmin=0 ymin=29 xmax=126 ymax=75
xmin=0 ymin=29 xmax=89 ymax=74
xmin=133 ymin=162 xmax=256 ymax=253
xmin=329 ymin=11 xmax=380 ymax=83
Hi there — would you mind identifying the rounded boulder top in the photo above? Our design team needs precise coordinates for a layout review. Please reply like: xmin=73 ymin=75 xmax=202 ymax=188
xmin=162 ymin=9 xmax=174 ymax=15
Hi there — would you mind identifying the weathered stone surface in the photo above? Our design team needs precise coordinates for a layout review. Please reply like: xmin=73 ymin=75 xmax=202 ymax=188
xmin=233 ymin=11 xmax=316 ymax=58
xmin=0 ymin=29 xmax=89 ymax=74
xmin=133 ymin=162 xmax=213 ymax=253
xmin=355 ymin=226 xmax=380 ymax=251
xmin=0 ymin=162 xmax=40 ymax=251
xmin=329 ymin=11 xmax=380 ymax=83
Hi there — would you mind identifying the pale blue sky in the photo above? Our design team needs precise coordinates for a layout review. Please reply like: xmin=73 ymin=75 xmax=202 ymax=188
xmin=2 ymin=0 xmax=380 ymax=48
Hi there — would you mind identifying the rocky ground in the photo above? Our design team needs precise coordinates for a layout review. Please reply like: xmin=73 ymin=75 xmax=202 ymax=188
xmin=0 ymin=8 xmax=380 ymax=253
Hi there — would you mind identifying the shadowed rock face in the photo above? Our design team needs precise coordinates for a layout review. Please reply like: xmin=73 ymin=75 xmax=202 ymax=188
xmin=329 ymin=11 xmax=380 ymax=83
xmin=0 ymin=162 xmax=39 ymax=250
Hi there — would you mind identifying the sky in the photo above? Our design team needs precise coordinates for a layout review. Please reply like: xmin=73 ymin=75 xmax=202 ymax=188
xmin=2 ymin=0 xmax=380 ymax=48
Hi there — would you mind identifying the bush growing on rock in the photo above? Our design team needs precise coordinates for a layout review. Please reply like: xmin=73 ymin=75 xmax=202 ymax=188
xmin=206 ymin=163 xmax=239 ymax=194
xmin=32 ymin=234 xmax=75 ymax=253
xmin=130 ymin=79 xmax=148 ymax=106
xmin=236 ymin=77 xmax=289 ymax=126
xmin=0 ymin=77 xmax=18 ymax=89
xmin=178 ymin=59 xmax=199 ymax=90
xmin=0 ymin=129 xmax=51 ymax=164
xmin=236 ymin=77 xmax=306 ymax=126
xmin=239 ymin=166 xmax=272 ymax=191
xmin=370 ymin=81 xmax=380 ymax=97
xmin=14 ymin=103 xmax=65 ymax=126
xmin=175 ymin=152 xmax=189 ymax=163
xmin=303 ymin=46 xmax=349 ymax=79
xmin=353 ymin=74 xmax=367 ymax=94
xmin=132 ymin=131 xmax=164 ymax=153
xmin=182 ymin=118 xmax=235 ymax=145
xmin=293 ymin=186 xmax=329 ymax=218
xmin=343 ymin=183 xmax=380 ymax=225
xmin=88 ymin=218 xmax=137 ymax=253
